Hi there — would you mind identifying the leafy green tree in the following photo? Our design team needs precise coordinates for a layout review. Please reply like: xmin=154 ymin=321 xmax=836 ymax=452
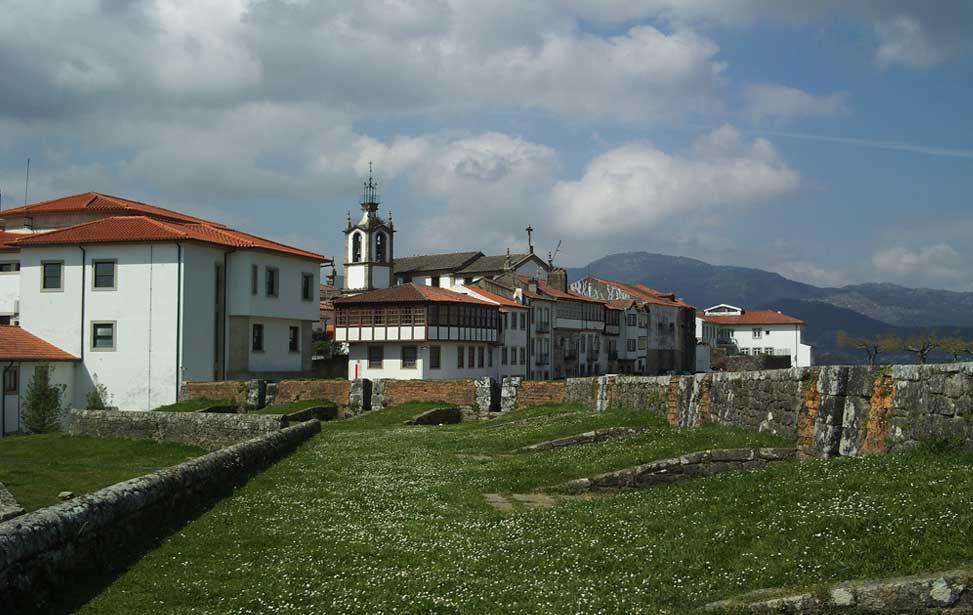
xmin=22 ymin=365 xmax=66 ymax=433
xmin=86 ymin=375 xmax=112 ymax=410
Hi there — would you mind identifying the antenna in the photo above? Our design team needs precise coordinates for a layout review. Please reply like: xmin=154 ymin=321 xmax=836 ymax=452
xmin=24 ymin=158 xmax=30 ymax=205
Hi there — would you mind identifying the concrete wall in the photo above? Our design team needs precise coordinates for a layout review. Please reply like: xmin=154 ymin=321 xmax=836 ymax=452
xmin=0 ymin=420 xmax=320 ymax=613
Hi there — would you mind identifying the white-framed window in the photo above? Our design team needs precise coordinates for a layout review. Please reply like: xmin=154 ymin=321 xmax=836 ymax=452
xmin=92 ymin=259 xmax=117 ymax=290
xmin=477 ymin=346 xmax=484 ymax=368
xmin=0 ymin=261 xmax=20 ymax=273
xmin=468 ymin=346 xmax=475 ymax=367
xmin=402 ymin=345 xmax=417 ymax=368
xmin=430 ymin=346 xmax=441 ymax=370
xmin=265 ymin=267 xmax=279 ymax=297
xmin=752 ymin=328 xmax=762 ymax=339
xmin=301 ymin=273 xmax=314 ymax=301
xmin=91 ymin=321 xmax=116 ymax=351
xmin=457 ymin=345 xmax=465 ymax=368
xmin=519 ymin=347 xmax=526 ymax=365
xmin=42 ymin=261 xmax=63 ymax=291
xmin=627 ymin=339 xmax=636 ymax=352
xmin=368 ymin=345 xmax=383 ymax=368
xmin=288 ymin=326 xmax=300 ymax=353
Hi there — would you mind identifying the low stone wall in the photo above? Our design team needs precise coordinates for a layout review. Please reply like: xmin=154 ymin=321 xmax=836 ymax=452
xmin=706 ymin=568 xmax=973 ymax=613
xmin=0 ymin=481 xmax=23 ymax=522
xmin=561 ymin=447 xmax=797 ymax=492
xmin=376 ymin=378 xmax=477 ymax=409
xmin=516 ymin=380 xmax=565 ymax=409
xmin=711 ymin=350 xmax=791 ymax=372
xmin=0 ymin=420 xmax=320 ymax=613
xmin=520 ymin=426 xmax=649 ymax=452
xmin=68 ymin=410 xmax=285 ymax=450
xmin=273 ymin=379 xmax=350 ymax=405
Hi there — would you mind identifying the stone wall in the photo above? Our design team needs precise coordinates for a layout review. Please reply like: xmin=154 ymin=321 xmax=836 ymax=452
xmin=0 ymin=420 xmax=321 ymax=613
xmin=0 ymin=481 xmax=23 ymax=522
xmin=68 ymin=410 xmax=286 ymax=450
xmin=711 ymin=349 xmax=791 ymax=372
xmin=376 ymin=378 xmax=477 ymax=409
xmin=273 ymin=379 xmax=351 ymax=405
xmin=516 ymin=380 xmax=565 ymax=409
xmin=180 ymin=380 xmax=249 ymax=404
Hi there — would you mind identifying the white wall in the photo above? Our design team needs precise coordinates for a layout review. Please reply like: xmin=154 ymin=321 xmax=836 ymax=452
xmin=0 ymin=252 xmax=19 ymax=318
xmin=726 ymin=324 xmax=811 ymax=367
xmin=1 ymin=362 xmax=77 ymax=437
xmin=227 ymin=250 xmax=320 ymax=321
xmin=346 ymin=341 xmax=498 ymax=380
xmin=180 ymin=243 xmax=224 ymax=384
xmin=247 ymin=317 xmax=306 ymax=372
xmin=19 ymin=243 xmax=181 ymax=410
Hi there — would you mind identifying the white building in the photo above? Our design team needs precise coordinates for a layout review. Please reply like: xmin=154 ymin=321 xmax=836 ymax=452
xmin=333 ymin=283 xmax=501 ymax=380
xmin=0 ymin=326 xmax=78 ymax=437
xmin=695 ymin=304 xmax=813 ymax=367
xmin=0 ymin=192 xmax=328 ymax=418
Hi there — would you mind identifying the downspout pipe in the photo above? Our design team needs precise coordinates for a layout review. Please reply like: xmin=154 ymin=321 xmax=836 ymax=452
xmin=175 ymin=243 xmax=182 ymax=400
xmin=0 ymin=361 xmax=11 ymax=437
xmin=222 ymin=249 xmax=235 ymax=381
xmin=79 ymin=247 xmax=86 ymax=361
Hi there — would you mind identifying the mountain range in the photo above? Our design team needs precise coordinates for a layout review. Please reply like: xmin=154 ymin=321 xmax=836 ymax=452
xmin=566 ymin=252 xmax=973 ymax=364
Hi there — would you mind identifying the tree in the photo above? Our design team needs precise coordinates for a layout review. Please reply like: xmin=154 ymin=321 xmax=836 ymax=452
xmin=22 ymin=365 xmax=66 ymax=433
xmin=836 ymin=331 xmax=898 ymax=365
xmin=902 ymin=334 xmax=939 ymax=365
xmin=939 ymin=335 xmax=972 ymax=362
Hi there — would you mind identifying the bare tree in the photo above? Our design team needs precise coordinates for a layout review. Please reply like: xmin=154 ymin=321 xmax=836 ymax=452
xmin=939 ymin=335 xmax=972 ymax=362
xmin=836 ymin=331 xmax=897 ymax=365
xmin=902 ymin=334 xmax=940 ymax=365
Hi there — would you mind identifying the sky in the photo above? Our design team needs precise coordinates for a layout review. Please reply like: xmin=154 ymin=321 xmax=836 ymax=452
xmin=1 ymin=1 xmax=972 ymax=291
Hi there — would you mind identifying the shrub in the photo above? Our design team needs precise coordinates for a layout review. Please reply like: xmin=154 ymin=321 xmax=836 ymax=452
xmin=86 ymin=376 xmax=112 ymax=410
xmin=22 ymin=365 xmax=66 ymax=434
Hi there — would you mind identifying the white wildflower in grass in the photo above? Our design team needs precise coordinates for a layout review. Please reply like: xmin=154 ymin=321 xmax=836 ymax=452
xmin=69 ymin=402 xmax=973 ymax=615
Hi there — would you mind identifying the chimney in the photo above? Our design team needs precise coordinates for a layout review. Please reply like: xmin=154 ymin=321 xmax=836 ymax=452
xmin=547 ymin=268 xmax=567 ymax=293
xmin=528 ymin=278 xmax=538 ymax=294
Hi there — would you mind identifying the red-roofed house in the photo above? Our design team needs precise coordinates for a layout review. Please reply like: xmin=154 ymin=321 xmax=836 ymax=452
xmin=333 ymin=283 xmax=502 ymax=379
xmin=696 ymin=304 xmax=813 ymax=367
xmin=569 ymin=275 xmax=698 ymax=375
xmin=0 ymin=192 xmax=330 ymax=415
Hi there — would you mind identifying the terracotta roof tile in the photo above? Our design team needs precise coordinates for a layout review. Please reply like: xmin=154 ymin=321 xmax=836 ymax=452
xmin=465 ymin=287 xmax=526 ymax=309
xmin=697 ymin=310 xmax=805 ymax=326
xmin=0 ymin=192 xmax=224 ymax=226
xmin=0 ymin=231 xmax=21 ymax=250
xmin=13 ymin=216 xmax=327 ymax=261
xmin=333 ymin=283 xmax=497 ymax=306
xmin=0 ymin=326 xmax=79 ymax=361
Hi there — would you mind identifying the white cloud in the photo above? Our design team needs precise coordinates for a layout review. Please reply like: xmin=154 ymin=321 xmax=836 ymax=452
xmin=872 ymin=243 xmax=965 ymax=281
xmin=744 ymin=83 xmax=849 ymax=123
xmin=874 ymin=16 xmax=950 ymax=69
xmin=550 ymin=125 xmax=799 ymax=237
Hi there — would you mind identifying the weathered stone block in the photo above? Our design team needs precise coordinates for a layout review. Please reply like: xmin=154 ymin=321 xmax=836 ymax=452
xmin=405 ymin=407 xmax=462 ymax=426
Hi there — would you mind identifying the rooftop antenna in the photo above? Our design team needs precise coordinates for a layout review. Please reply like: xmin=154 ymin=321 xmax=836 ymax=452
xmin=24 ymin=157 xmax=30 ymax=205
xmin=550 ymin=240 xmax=562 ymax=267
xmin=525 ymin=224 xmax=534 ymax=254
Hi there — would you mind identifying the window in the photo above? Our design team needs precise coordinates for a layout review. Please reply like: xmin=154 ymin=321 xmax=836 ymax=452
xmin=488 ymin=348 xmax=493 ymax=367
xmin=765 ymin=347 xmax=775 ymax=355
xmin=502 ymin=313 xmax=508 ymax=331
xmin=368 ymin=345 xmax=383 ymax=368
xmin=302 ymin=273 xmax=314 ymax=301
xmin=0 ymin=262 xmax=19 ymax=273
xmin=265 ymin=267 xmax=279 ymax=297
xmin=519 ymin=312 xmax=526 ymax=330
xmin=91 ymin=321 xmax=116 ymax=351
xmin=92 ymin=260 xmax=116 ymax=289
xmin=478 ymin=346 xmax=484 ymax=368
xmin=638 ymin=336 xmax=647 ymax=350
xmin=627 ymin=339 xmax=636 ymax=352
xmin=430 ymin=346 xmax=441 ymax=370
xmin=42 ymin=261 xmax=63 ymax=290
xmin=352 ymin=233 xmax=362 ymax=262
xmin=251 ymin=265 xmax=258 ymax=295
xmin=288 ymin=326 xmax=300 ymax=353
xmin=375 ymin=232 xmax=387 ymax=263
xmin=3 ymin=367 xmax=17 ymax=393
xmin=502 ymin=347 xmax=508 ymax=365
xmin=464 ymin=277 xmax=473 ymax=285
xmin=431 ymin=276 xmax=440 ymax=288
xmin=626 ymin=313 xmax=637 ymax=326
xmin=468 ymin=346 xmax=475 ymax=368
xmin=519 ymin=347 xmax=526 ymax=365
xmin=457 ymin=346 xmax=465 ymax=368
xmin=580 ymin=336 xmax=586 ymax=352
xmin=402 ymin=345 xmax=417 ymax=368
xmin=252 ymin=324 xmax=264 ymax=352
xmin=752 ymin=328 xmax=762 ymax=339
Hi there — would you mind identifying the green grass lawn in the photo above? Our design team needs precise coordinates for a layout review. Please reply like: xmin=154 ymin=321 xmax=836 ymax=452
xmin=0 ymin=433 xmax=204 ymax=512
xmin=152 ymin=399 xmax=235 ymax=412
xmin=254 ymin=399 xmax=335 ymax=415
xmin=72 ymin=403 xmax=973 ymax=614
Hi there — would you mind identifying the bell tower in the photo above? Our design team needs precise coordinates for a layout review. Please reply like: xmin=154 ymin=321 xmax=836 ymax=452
xmin=343 ymin=163 xmax=394 ymax=293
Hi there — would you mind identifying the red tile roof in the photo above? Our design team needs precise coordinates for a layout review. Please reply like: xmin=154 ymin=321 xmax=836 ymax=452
xmin=0 ymin=192 xmax=225 ymax=226
xmin=587 ymin=277 xmax=694 ymax=309
xmin=465 ymin=287 xmax=526 ymax=309
xmin=13 ymin=216 xmax=327 ymax=261
xmin=333 ymin=283 xmax=497 ymax=306
xmin=0 ymin=326 xmax=79 ymax=361
xmin=697 ymin=310 xmax=805 ymax=326
xmin=514 ymin=275 xmax=604 ymax=304
xmin=0 ymin=231 xmax=21 ymax=250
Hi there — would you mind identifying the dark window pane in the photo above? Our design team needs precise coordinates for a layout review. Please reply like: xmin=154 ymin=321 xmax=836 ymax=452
xmin=94 ymin=261 xmax=115 ymax=288
xmin=43 ymin=263 xmax=62 ymax=289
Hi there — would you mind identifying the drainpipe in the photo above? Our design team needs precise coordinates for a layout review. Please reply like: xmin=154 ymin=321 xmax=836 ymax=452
xmin=78 ymin=247 xmax=86 ymax=361
xmin=175 ymin=243 xmax=182 ymax=401
xmin=0 ymin=361 xmax=11 ymax=437
xmin=222 ymin=249 xmax=235 ymax=380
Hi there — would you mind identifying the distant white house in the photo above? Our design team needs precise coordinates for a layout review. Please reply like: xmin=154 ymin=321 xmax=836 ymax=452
xmin=695 ymin=304 xmax=813 ymax=367
xmin=0 ymin=192 xmax=328 ymax=421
